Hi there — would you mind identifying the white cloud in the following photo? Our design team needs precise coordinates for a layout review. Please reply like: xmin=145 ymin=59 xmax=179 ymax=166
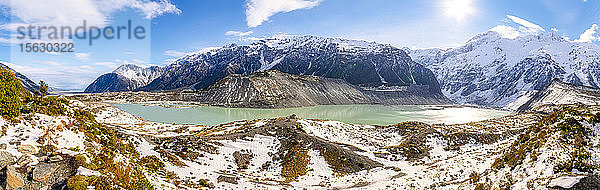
xmin=124 ymin=51 xmax=135 ymax=55
xmin=45 ymin=51 xmax=62 ymax=55
xmin=74 ymin=53 xmax=91 ymax=62
xmin=94 ymin=61 xmax=119 ymax=69
xmin=241 ymin=36 xmax=265 ymax=42
xmin=225 ymin=30 xmax=254 ymax=37
xmin=506 ymin=15 xmax=545 ymax=34
xmin=0 ymin=0 xmax=180 ymax=43
xmin=164 ymin=50 xmax=190 ymax=57
xmin=245 ymin=0 xmax=322 ymax=27
xmin=574 ymin=24 xmax=599 ymax=42
xmin=4 ymin=61 xmax=98 ymax=90
xmin=95 ymin=0 xmax=181 ymax=19
xmin=490 ymin=25 xmax=520 ymax=39
xmin=115 ymin=58 xmax=145 ymax=64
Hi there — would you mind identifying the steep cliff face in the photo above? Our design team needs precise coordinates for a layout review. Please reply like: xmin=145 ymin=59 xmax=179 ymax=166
xmin=193 ymin=70 xmax=451 ymax=108
xmin=84 ymin=64 xmax=163 ymax=93
xmin=0 ymin=61 xmax=39 ymax=93
xmin=406 ymin=30 xmax=600 ymax=108
xmin=137 ymin=35 xmax=443 ymax=96
xmin=517 ymin=79 xmax=600 ymax=111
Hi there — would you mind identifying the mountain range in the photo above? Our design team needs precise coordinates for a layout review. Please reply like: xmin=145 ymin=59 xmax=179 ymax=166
xmin=85 ymin=31 xmax=600 ymax=109
xmin=85 ymin=35 xmax=448 ymax=106
xmin=405 ymin=30 xmax=600 ymax=109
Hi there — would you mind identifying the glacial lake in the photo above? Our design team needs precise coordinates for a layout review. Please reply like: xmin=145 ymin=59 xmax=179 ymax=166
xmin=112 ymin=104 xmax=511 ymax=126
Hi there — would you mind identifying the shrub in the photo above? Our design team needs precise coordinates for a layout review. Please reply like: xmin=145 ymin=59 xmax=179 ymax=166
xmin=22 ymin=96 xmax=68 ymax=116
xmin=39 ymin=80 xmax=48 ymax=96
xmin=66 ymin=175 xmax=90 ymax=190
xmin=0 ymin=69 xmax=25 ymax=118
xmin=139 ymin=155 xmax=165 ymax=173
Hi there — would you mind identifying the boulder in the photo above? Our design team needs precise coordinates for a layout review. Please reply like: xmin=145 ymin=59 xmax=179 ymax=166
xmin=16 ymin=155 xmax=32 ymax=168
xmin=17 ymin=145 xmax=38 ymax=155
xmin=232 ymin=151 xmax=253 ymax=170
xmin=6 ymin=166 xmax=24 ymax=189
xmin=217 ymin=175 xmax=239 ymax=184
xmin=32 ymin=163 xmax=59 ymax=181
xmin=49 ymin=155 xmax=63 ymax=162
xmin=0 ymin=151 xmax=16 ymax=168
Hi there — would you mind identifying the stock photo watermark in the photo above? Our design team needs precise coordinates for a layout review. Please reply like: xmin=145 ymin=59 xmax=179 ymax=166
xmin=14 ymin=20 xmax=147 ymax=53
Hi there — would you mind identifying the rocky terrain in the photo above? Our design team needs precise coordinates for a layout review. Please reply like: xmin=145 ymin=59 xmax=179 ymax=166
xmin=84 ymin=64 xmax=163 ymax=93
xmin=406 ymin=30 xmax=600 ymax=109
xmin=192 ymin=70 xmax=380 ymax=108
xmin=517 ymin=79 xmax=600 ymax=111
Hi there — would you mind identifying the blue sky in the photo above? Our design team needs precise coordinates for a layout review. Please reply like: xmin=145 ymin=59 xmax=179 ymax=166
xmin=0 ymin=0 xmax=599 ymax=90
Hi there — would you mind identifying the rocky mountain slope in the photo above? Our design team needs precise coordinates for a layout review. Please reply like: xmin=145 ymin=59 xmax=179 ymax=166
xmin=194 ymin=70 xmax=379 ymax=108
xmin=84 ymin=64 xmax=163 ymax=93
xmin=405 ymin=30 xmax=600 ymax=108
xmin=517 ymin=79 xmax=600 ymax=111
xmin=194 ymin=70 xmax=451 ymax=108
xmin=96 ymin=36 xmax=443 ymax=97
xmin=76 ymin=70 xmax=453 ymax=108
xmin=0 ymin=61 xmax=39 ymax=93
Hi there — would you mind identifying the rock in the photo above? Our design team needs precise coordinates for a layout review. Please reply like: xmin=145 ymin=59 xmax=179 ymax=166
xmin=32 ymin=163 xmax=59 ymax=181
xmin=232 ymin=151 xmax=253 ymax=170
xmin=217 ymin=175 xmax=239 ymax=184
xmin=49 ymin=155 xmax=63 ymax=162
xmin=0 ymin=151 xmax=16 ymax=168
xmin=38 ymin=156 xmax=49 ymax=162
xmin=549 ymin=175 xmax=600 ymax=190
xmin=6 ymin=166 xmax=24 ymax=189
xmin=16 ymin=155 xmax=32 ymax=168
xmin=17 ymin=144 xmax=38 ymax=155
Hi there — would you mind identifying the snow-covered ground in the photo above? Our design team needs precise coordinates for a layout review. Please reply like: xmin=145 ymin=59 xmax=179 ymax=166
xmin=4 ymin=100 xmax=598 ymax=189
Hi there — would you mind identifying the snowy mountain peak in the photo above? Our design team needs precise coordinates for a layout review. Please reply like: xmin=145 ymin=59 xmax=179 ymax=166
xmin=407 ymin=30 xmax=600 ymax=108
xmin=85 ymin=64 xmax=164 ymax=93
xmin=134 ymin=35 xmax=442 ymax=94
xmin=249 ymin=35 xmax=394 ymax=53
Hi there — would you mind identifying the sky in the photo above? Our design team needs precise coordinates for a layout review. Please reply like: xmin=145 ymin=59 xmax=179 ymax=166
xmin=0 ymin=0 xmax=599 ymax=90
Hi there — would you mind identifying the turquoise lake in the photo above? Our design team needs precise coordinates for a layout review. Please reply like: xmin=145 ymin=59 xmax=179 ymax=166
xmin=112 ymin=104 xmax=511 ymax=126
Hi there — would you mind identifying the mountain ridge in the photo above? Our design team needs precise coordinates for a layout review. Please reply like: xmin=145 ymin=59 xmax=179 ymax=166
xmin=0 ymin=61 xmax=40 ymax=93
xmin=136 ymin=35 xmax=441 ymax=94
xmin=406 ymin=29 xmax=600 ymax=108
xmin=517 ymin=78 xmax=600 ymax=111
xmin=84 ymin=64 xmax=163 ymax=93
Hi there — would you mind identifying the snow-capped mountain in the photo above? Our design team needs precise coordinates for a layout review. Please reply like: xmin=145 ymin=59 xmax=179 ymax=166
xmin=137 ymin=35 xmax=442 ymax=96
xmin=0 ymin=61 xmax=40 ymax=93
xmin=405 ymin=30 xmax=600 ymax=108
xmin=85 ymin=64 xmax=163 ymax=93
